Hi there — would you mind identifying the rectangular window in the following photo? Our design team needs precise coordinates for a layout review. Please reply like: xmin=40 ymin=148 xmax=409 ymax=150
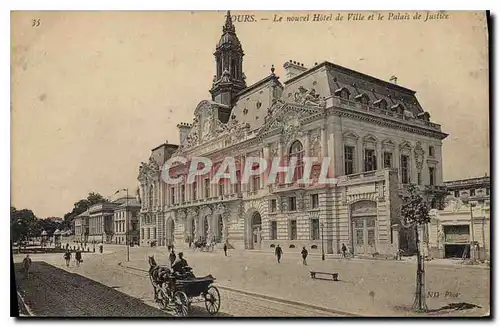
xmin=401 ymin=155 xmax=410 ymax=184
xmin=486 ymin=188 xmax=490 ymax=196
xmin=344 ymin=145 xmax=355 ymax=175
xmin=454 ymin=190 xmax=460 ymax=198
xmin=152 ymin=228 xmax=156 ymax=240
xmin=364 ymin=148 xmax=377 ymax=172
xmin=311 ymin=194 xmax=319 ymax=209
xmin=253 ymin=176 xmax=260 ymax=192
xmin=141 ymin=228 xmax=144 ymax=239
xmin=429 ymin=167 xmax=435 ymax=186
xmin=181 ymin=185 xmax=185 ymax=202
xmin=311 ymin=219 xmax=320 ymax=240
xmin=383 ymin=152 xmax=393 ymax=169
xmin=204 ymin=178 xmax=210 ymax=198
xmin=270 ymin=221 xmax=277 ymax=240
xmin=270 ymin=199 xmax=277 ymax=213
xmin=193 ymin=181 xmax=197 ymax=200
xmin=289 ymin=197 xmax=297 ymax=211
xmin=290 ymin=220 xmax=297 ymax=240
xmin=219 ymin=183 xmax=224 ymax=196
xmin=417 ymin=172 xmax=422 ymax=185
xmin=470 ymin=189 xmax=476 ymax=197
xmin=429 ymin=146 xmax=435 ymax=157
xmin=171 ymin=187 xmax=175 ymax=204
xmin=235 ymin=171 xmax=241 ymax=194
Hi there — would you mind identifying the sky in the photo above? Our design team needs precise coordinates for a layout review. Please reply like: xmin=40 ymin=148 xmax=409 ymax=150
xmin=11 ymin=11 xmax=489 ymax=218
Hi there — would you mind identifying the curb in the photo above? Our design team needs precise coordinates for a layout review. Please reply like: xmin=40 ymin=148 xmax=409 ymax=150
xmin=215 ymin=284 xmax=360 ymax=317
xmin=117 ymin=262 xmax=359 ymax=317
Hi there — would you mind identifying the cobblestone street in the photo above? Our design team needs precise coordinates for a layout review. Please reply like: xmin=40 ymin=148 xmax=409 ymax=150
xmin=13 ymin=248 xmax=341 ymax=317
xmin=13 ymin=244 xmax=489 ymax=317
xmin=114 ymin=244 xmax=489 ymax=316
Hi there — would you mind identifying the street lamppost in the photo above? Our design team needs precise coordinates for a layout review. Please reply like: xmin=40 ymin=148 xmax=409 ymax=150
xmin=320 ymin=222 xmax=325 ymax=261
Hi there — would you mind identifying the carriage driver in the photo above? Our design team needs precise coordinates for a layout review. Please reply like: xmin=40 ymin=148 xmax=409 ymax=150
xmin=171 ymin=252 xmax=189 ymax=275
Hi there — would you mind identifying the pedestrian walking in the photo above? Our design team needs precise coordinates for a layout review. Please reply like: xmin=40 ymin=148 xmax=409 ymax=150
xmin=341 ymin=243 xmax=347 ymax=259
xmin=223 ymin=242 xmax=228 ymax=256
xmin=169 ymin=249 xmax=176 ymax=267
xmin=301 ymin=247 xmax=308 ymax=265
xmin=63 ymin=250 xmax=71 ymax=267
xmin=275 ymin=244 xmax=283 ymax=263
xmin=75 ymin=250 xmax=82 ymax=266
xmin=22 ymin=255 xmax=32 ymax=276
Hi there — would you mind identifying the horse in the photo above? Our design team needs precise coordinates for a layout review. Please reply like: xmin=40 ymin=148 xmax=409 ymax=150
xmin=148 ymin=256 xmax=172 ymax=303
xmin=193 ymin=240 xmax=206 ymax=251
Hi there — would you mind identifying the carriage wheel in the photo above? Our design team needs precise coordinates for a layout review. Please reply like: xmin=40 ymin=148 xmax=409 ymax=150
xmin=173 ymin=291 xmax=189 ymax=317
xmin=204 ymin=286 xmax=220 ymax=315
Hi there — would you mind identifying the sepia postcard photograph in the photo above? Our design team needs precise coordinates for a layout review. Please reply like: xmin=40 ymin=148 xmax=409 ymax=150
xmin=10 ymin=9 xmax=491 ymax=318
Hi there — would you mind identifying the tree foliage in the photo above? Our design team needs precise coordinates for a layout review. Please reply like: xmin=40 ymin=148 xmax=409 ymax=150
xmin=10 ymin=206 xmax=38 ymax=243
xmin=401 ymin=184 xmax=431 ymax=228
xmin=61 ymin=192 xmax=108 ymax=230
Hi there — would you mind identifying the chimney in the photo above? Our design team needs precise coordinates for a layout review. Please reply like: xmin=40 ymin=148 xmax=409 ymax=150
xmin=283 ymin=60 xmax=308 ymax=80
xmin=177 ymin=123 xmax=192 ymax=145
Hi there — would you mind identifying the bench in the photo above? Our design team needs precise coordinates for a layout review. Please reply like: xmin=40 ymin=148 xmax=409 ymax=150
xmin=310 ymin=271 xmax=339 ymax=281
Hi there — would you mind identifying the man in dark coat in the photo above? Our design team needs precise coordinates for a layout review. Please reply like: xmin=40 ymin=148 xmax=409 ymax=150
xmin=223 ymin=242 xmax=228 ymax=256
xmin=63 ymin=250 xmax=71 ymax=267
xmin=301 ymin=247 xmax=308 ymax=265
xmin=169 ymin=249 xmax=176 ymax=267
xmin=75 ymin=250 xmax=82 ymax=266
xmin=275 ymin=244 xmax=283 ymax=263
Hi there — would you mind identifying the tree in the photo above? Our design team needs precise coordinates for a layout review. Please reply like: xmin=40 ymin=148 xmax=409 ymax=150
xmin=10 ymin=206 xmax=38 ymax=244
xmin=61 ymin=192 xmax=108 ymax=230
xmin=400 ymin=184 xmax=431 ymax=312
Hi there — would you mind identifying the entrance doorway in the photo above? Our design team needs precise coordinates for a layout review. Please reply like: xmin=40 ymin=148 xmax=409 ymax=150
xmin=352 ymin=217 xmax=376 ymax=254
xmin=216 ymin=215 xmax=224 ymax=243
xmin=166 ymin=219 xmax=175 ymax=246
xmin=252 ymin=212 xmax=262 ymax=248
xmin=203 ymin=216 xmax=209 ymax=240
xmin=350 ymin=200 xmax=377 ymax=255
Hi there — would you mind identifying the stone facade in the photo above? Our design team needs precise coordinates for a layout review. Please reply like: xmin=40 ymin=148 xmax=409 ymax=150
xmin=428 ymin=176 xmax=490 ymax=260
xmin=112 ymin=197 xmax=141 ymax=245
xmin=137 ymin=11 xmax=447 ymax=256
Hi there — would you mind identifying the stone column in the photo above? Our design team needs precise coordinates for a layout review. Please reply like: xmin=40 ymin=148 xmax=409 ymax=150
xmin=277 ymin=143 xmax=283 ymax=184
xmin=357 ymin=137 xmax=364 ymax=173
xmin=394 ymin=146 xmax=401 ymax=181
xmin=376 ymin=141 xmax=383 ymax=171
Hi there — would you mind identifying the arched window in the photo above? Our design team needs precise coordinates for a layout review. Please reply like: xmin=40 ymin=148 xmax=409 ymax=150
xmin=288 ymin=140 xmax=304 ymax=183
xmin=148 ymin=185 xmax=154 ymax=208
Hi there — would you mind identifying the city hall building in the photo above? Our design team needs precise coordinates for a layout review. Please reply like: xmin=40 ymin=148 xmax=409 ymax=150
xmin=137 ymin=12 xmax=448 ymax=256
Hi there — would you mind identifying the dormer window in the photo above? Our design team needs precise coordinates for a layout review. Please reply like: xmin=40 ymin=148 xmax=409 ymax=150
xmin=334 ymin=87 xmax=351 ymax=100
xmin=373 ymin=98 xmax=388 ymax=110
xmin=354 ymin=93 xmax=370 ymax=105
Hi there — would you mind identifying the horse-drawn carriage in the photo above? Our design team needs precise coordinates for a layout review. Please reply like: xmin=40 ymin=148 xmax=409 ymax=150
xmin=193 ymin=239 xmax=215 ymax=252
xmin=148 ymin=256 xmax=220 ymax=317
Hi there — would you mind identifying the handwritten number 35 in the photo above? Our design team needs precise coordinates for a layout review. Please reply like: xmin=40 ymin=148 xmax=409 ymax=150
xmin=32 ymin=19 xmax=40 ymax=27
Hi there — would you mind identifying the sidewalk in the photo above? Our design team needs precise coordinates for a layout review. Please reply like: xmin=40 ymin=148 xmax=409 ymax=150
xmin=153 ymin=245 xmax=490 ymax=270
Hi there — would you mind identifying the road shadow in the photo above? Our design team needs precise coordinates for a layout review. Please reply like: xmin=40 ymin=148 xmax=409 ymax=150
xmin=14 ymin=261 xmax=171 ymax=317
xmin=14 ymin=261 xmax=232 ymax=318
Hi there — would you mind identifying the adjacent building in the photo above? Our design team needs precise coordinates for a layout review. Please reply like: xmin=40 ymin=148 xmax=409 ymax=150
xmin=137 ymin=11 xmax=448 ymax=256
xmin=73 ymin=196 xmax=139 ymax=244
xmin=428 ymin=176 xmax=490 ymax=260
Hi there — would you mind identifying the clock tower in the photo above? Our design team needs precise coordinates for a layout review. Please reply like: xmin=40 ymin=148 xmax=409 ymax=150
xmin=209 ymin=11 xmax=247 ymax=107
